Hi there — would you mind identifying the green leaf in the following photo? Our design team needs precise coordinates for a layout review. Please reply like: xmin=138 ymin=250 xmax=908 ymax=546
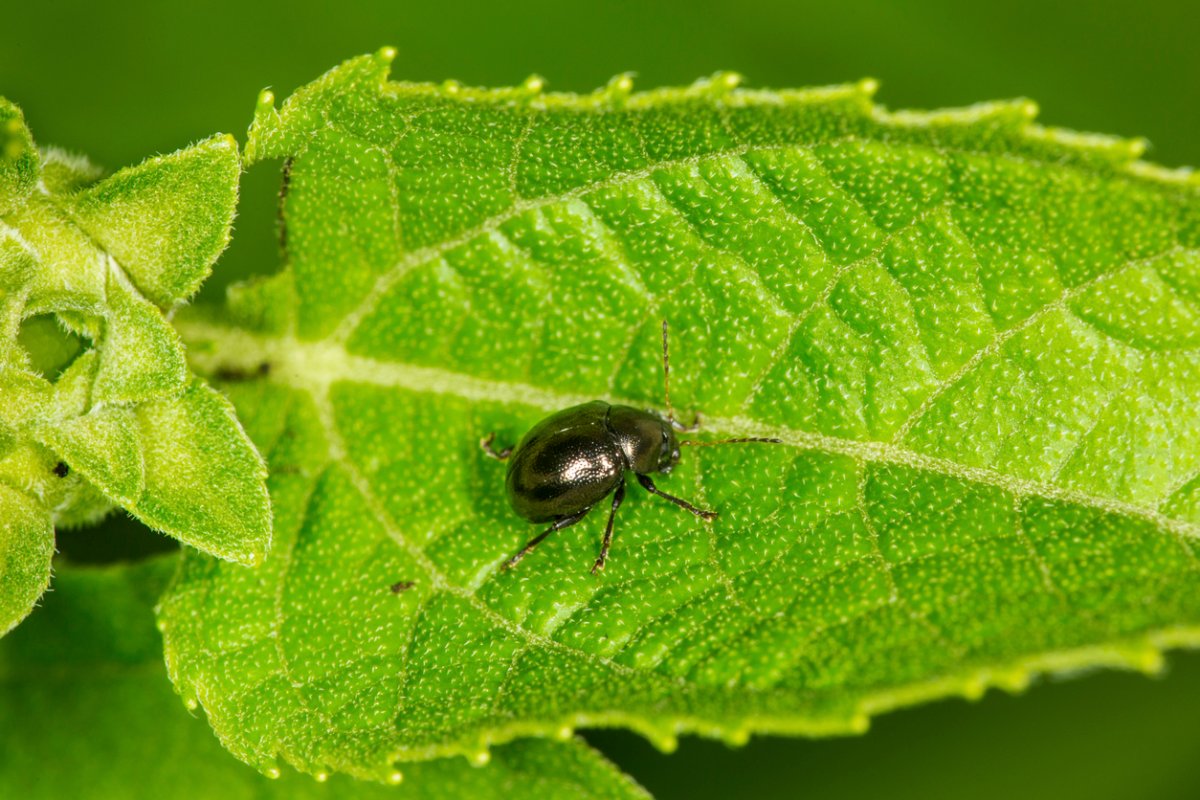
xmin=0 ymin=485 xmax=52 ymax=638
xmin=0 ymin=556 xmax=649 ymax=800
xmin=164 ymin=50 xmax=1200 ymax=781
xmin=0 ymin=101 xmax=38 ymax=216
xmin=69 ymin=133 xmax=243 ymax=308
xmin=0 ymin=98 xmax=271 ymax=635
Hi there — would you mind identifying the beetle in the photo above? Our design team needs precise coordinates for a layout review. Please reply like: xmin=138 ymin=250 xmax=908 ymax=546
xmin=481 ymin=321 xmax=780 ymax=574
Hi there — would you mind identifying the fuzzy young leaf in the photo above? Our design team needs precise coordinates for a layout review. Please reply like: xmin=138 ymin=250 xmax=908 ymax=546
xmin=0 ymin=556 xmax=649 ymax=800
xmin=0 ymin=99 xmax=271 ymax=635
xmin=163 ymin=51 xmax=1200 ymax=781
xmin=0 ymin=485 xmax=52 ymax=638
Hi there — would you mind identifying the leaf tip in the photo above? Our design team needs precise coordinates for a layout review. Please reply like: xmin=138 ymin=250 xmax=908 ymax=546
xmin=247 ymin=89 xmax=281 ymax=165
xmin=605 ymin=72 xmax=636 ymax=102
xmin=720 ymin=727 xmax=751 ymax=747
xmin=376 ymin=45 xmax=398 ymax=65
xmin=682 ymin=71 xmax=745 ymax=100
xmin=960 ymin=674 xmax=988 ymax=701
xmin=521 ymin=74 xmax=546 ymax=95
xmin=468 ymin=748 xmax=492 ymax=767
xmin=1126 ymin=136 xmax=1151 ymax=159
xmin=256 ymin=88 xmax=276 ymax=113
xmin=713 ymin=71 xmax=743 ymax=94
xmin=995 ymin=666 xmax=1032 ymax=693
xmin=227 ymin=527 xmax=272 ymax=567
xmin=2 ymin=103 xmax=30 ymax=158
xmin=856 ymin=77 xmax=880 ymax=98
xmin=1127 ymin=643 xmax=1167 ymax=676
xmin=387 ymin=770 xmax=404 ymax=785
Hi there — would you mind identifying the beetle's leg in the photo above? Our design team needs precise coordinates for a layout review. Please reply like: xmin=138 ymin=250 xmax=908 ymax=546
xmin=636 ymin=473 xmax=718 ymax=520
xmin=480 ymin=432 xmax=513 ymax=461
xmin=503 ymin=508 xmax=591 ymax=570
xmin=591 ymin=480 xmax=627 ymax=574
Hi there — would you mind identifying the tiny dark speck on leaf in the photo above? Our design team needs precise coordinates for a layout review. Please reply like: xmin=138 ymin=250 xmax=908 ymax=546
xmin=390 ymin=581 xmax=415 ymax=594
xmin=53 ymin=461 xmax=69 ymax=478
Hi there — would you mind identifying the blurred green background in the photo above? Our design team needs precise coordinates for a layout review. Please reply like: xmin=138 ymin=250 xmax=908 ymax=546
xmin=5 ymin=1 xmax=1199 ymax=797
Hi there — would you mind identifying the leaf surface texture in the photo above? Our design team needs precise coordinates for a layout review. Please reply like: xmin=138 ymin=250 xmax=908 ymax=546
xmin=163 ymin=51 xmax=1200 ymax=779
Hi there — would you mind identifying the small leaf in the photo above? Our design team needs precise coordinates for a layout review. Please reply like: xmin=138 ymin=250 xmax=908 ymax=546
xmin=0 ymin=235 xmax=37 ymax=367
xmin=0 ymin=485 xmax=52 ymax=637
xmin=0 ymin=101 xmax=37 ymax=216
xmin=38 ymin=147 xmax=105 ymax=194
xmin=92 ymin=263 xmax=188 ymax=403
xmin=37 ymin=404 xmax=144 ymax=506
xmin=131 ymin=381 xmax=271 ymax=563
xmin=0 ymin=98 xmax=269 ymax=635
xmin=70 ymin=134 xmax=241 ymax=308
xmin=0 ymin=556 xmax=650 ymax=800
xmin=165 ymin=52 xmax=1200 ymax=781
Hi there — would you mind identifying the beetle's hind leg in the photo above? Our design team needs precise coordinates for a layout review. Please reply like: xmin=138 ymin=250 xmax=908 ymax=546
xmin=503 ymin=508 xmax=591 ymax=570
xmin=591 ymin=480 xmax=626 ymax=575
xmin=480 ymin=432 xmax=513 ymax=461
xmin=636 ymin=473 xmax=717 ymax=520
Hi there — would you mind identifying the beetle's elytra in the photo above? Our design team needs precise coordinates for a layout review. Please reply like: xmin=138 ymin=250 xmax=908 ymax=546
xmin=482 ymin=321 xmax=781 ymax=574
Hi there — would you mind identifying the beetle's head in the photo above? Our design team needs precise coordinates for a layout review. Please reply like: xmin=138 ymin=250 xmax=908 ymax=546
xmin=655 ymin=420 xmax=682 ymax=474
xmin=607 ymin=404 xmax=681 ymax=475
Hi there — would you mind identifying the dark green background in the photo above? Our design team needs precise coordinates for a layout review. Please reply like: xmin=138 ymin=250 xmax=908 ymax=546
xmin=5 ymin=1 xmax=1199 ymax=797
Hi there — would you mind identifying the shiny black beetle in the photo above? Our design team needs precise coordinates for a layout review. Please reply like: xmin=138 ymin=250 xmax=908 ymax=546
xmin=482 ymin=321 xmax=780 ymax=573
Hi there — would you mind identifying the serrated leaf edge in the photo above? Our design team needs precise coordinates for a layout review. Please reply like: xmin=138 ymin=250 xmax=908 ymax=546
xmin=246 ymin=47 xmax=1197 ymax=188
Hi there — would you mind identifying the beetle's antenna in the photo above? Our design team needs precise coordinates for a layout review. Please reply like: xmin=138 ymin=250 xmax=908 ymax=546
xmin=661 ymin=319 xmax=678 ymax=424
xmin=680 ymin=437 xmax=783 ymax=446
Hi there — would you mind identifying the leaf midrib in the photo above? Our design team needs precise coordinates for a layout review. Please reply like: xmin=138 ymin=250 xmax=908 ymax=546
xmin=178 ymin=318 xmax=1200 ymax=543
xmin=173 ymin=248 xmax=1200 ymax=743
xmin=271 ymin=125 xmax=1200 ymax=510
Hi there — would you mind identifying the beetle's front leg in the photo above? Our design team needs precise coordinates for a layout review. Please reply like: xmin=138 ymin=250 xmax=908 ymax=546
xmin=636 ymin=473 xmax=717 ymax=520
